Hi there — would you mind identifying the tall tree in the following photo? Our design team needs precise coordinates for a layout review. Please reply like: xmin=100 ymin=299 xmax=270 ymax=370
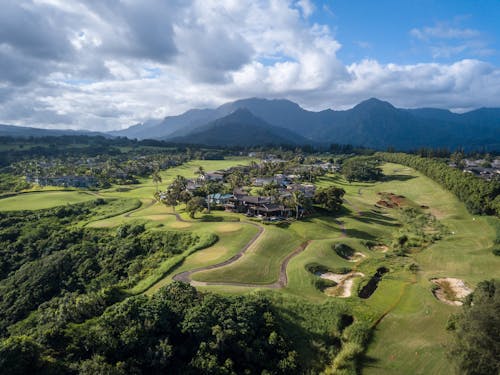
xmin=314 ymin=186 xmax=345 ymax=212
xmin=160 ymin=175 xmax=187 ymax=213
xmin=186 ymin=196 xmax=206 ymax=218
xmin=152 ymin=170 xmax=162 ymax=194
xmin=196 ymin=166 xmax=213 ymax=213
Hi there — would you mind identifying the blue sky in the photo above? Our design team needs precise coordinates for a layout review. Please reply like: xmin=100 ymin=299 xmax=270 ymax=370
xmin=0 ymin=0 xmax=499 ymax=130
xmin=312 ymin=0 xmax=499 ymax=64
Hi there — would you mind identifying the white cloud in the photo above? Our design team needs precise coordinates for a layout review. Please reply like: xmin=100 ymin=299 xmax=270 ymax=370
xmin=410 ymin=25 xmax=480 ymax=41
xmin=0 ymin=1 xmax=499 ymax=131
xmin=410 ymin=20 xmax=493 ymax=59
xmin=296 ymin=0 xmax=315 ymax=18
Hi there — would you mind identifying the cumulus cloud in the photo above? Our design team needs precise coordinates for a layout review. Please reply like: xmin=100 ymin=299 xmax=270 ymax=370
xmin=0 ymin=1 xmax=499 ymax=130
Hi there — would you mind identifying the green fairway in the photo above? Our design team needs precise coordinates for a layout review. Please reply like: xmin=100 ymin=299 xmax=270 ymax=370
xmin=3 ymin=158 xmax=497 ymax=374
xmin=0 ymin=190 xmax=96 ymax=211
xmin=98 ymin=157 xmax=256 ymax=200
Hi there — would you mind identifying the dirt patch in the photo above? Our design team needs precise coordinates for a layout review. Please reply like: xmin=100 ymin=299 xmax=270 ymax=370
xmin=431 ymin=278 xmax=473 ymax=306
xmin=376 ymin=192 xmax=408 ymax=209
xmin=319 ymin=271 xmax=365 ymax=298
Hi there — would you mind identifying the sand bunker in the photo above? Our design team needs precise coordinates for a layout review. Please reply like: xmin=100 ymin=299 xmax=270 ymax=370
xmin=318 ymin=272 xmax=365 ymax=298
xmin=376 ymin=192 xmax=407 ymax=209
xmin=431 ymin=278 xmax=473 ymax=306
xmin=372 ymin=245 xmax=389 ymax=252
xmin=348 ymin=252 xmax=367 ymax=262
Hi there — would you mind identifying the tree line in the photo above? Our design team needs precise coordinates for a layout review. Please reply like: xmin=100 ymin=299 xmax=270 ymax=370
xmin=376 ymin=152 xmax=500 ymax=216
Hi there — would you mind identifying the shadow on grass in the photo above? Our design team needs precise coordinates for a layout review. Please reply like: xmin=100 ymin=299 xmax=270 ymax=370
xmin=273 ymin=303 xmax=344 ymax=372
xmin=344 ymin=228 xmax=377 ymax=240
xmin=383 ymin=174 xmax=416 ymax=182
xmin=355 ymin=211 xmax=401 ymax=228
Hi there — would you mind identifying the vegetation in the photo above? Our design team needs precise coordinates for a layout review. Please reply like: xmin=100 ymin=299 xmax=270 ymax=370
xmin=342 ymin=156 xmax=383 ymax=182
xmin=377 ymin=152 xmax=500 ymax=216
xmin=0 ymin=140 xmax=498 ymax=374
xmin=448 ymin=279 xmax=499 ymax=375
xmin=0 ymin=201 xmax=201 ymax=334
xmin=0 ymin=283 xmax=298 ymax=374
xmin=314 ymin=186 xmax=345 ymax=212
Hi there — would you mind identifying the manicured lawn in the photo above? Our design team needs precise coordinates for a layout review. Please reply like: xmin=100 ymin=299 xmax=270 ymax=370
xmin=0 ymin=190 xmax=96 ymax=211
xmin=6 ymin=157 xmax=497 ymax=374
xmin=193 ymin=224 xmax=304 ymax=284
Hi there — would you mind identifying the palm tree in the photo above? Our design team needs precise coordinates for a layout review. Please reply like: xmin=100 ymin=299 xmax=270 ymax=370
xmin=152 ymin=170 xmax=162 ymax=194
xmin=290 ymin=190 xmax=305 ymax=220
xmin=196 ymin=166 xmax=211 ymax=213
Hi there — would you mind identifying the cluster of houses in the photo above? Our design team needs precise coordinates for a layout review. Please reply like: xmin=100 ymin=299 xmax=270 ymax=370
xmin=26 ymin=175 xmax=98 ymax=188
xmin=450 ymin=158 xmax=500 ymax=181
xmin=190 ymin=169 xmax=317 ymax=219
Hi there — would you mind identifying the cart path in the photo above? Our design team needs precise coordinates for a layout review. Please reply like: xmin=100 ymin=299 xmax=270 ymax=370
xmin=124 ymin=199 xmax=156 ymax=217
xmin=169 ymin=209 xmax=313 ymax=288
xmin=174 ymin=238 xmax=312 ymax=289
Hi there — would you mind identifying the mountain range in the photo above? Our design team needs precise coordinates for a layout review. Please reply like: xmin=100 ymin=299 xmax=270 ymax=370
xmin=111 ymin=98 xmax=500 ymax=150
xmin=2 ymin=98 xmax=500 ymax=150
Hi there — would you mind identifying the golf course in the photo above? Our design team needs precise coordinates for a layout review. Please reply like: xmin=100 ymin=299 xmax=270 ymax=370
xmin=0 ymin=157 xmax=498 ymax=374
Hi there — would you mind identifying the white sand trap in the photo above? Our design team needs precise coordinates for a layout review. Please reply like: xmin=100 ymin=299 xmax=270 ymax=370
xmin=431 ymin=278 xmax=473 ymax=306
xmin=318 ymin=272 xmax=365 ymax=298
xmin=348 ymin=252 xmax=367 ymax=262
xmin=373 ymin=245 xmax=389 ymax=253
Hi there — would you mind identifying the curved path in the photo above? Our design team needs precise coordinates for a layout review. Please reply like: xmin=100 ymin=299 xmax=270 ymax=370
xmin=170 ymin=213 xmax=312 ymax=289
xmin=124 ymin=198 xmax=156 ymax=217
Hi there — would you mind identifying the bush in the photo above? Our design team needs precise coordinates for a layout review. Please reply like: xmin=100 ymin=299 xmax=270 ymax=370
xmin=333 ymin=243 xmax=355 ymax=259
xmin=342 ymin=322 xmax=372 ymax=346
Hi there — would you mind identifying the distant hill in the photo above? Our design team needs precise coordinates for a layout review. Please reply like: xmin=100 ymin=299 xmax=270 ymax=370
xmin=0 ymin=124 xmax=107 ymax=138
xmin=168 ymin=108 xmax=310 ymax=147
xmin=112 ymin=97 xmax=500 ymax=150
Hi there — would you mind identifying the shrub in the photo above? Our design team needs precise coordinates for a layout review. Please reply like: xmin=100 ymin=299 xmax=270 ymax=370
xmin=333 ymin=243 xmax=355 ymax=259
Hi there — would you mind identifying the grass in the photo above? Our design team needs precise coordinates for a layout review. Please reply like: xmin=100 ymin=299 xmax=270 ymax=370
xmin=4 ymin=158 xmax=498 ymax=374
xmin=0 ymin=190 xmax=96 ymax=211
xmin=193 ymin=224 xmax=304 ymax=284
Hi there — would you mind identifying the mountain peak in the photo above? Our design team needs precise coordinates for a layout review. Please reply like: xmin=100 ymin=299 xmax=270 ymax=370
xmin=354 ymin=98 xmax=395 ymax=111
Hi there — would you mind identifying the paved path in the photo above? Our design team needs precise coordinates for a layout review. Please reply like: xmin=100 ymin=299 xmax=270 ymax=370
xmin=169 ymin=213 xmax=312 ymax=288
xmin=124 ymin=199 xmax=156 ymax=217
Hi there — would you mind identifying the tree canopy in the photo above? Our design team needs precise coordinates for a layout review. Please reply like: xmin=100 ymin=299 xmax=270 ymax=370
xmin=448 ymin=279 xmax=499 ymax=375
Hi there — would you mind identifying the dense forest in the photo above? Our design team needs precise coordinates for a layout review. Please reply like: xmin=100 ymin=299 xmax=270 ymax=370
xmin=0 ymin=201 xmax=203 ymax=335
xmin=1 ymin=282 xmax=299 ymax=374
xmin=0 ymin=200 xmax=351 ymax=374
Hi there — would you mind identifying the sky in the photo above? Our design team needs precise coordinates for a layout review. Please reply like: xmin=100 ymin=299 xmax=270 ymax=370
xmin=1 ymin=0 xmax=500 ymax=131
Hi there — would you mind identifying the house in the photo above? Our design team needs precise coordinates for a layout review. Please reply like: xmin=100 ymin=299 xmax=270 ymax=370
xmin=26 ymin=175 xmax=98 ymax=188
xmin=225 ymin=193 xmax=292 ymax=218
xmin=287 ymin=183 xmax=316 ymax=198
xmin=186 ymin=179 xmax=203 ymax=191
xmin=207 ymin=193 xmax=233 ymax=205
xmin=200 ymin=172 xmax=224 ymax=182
